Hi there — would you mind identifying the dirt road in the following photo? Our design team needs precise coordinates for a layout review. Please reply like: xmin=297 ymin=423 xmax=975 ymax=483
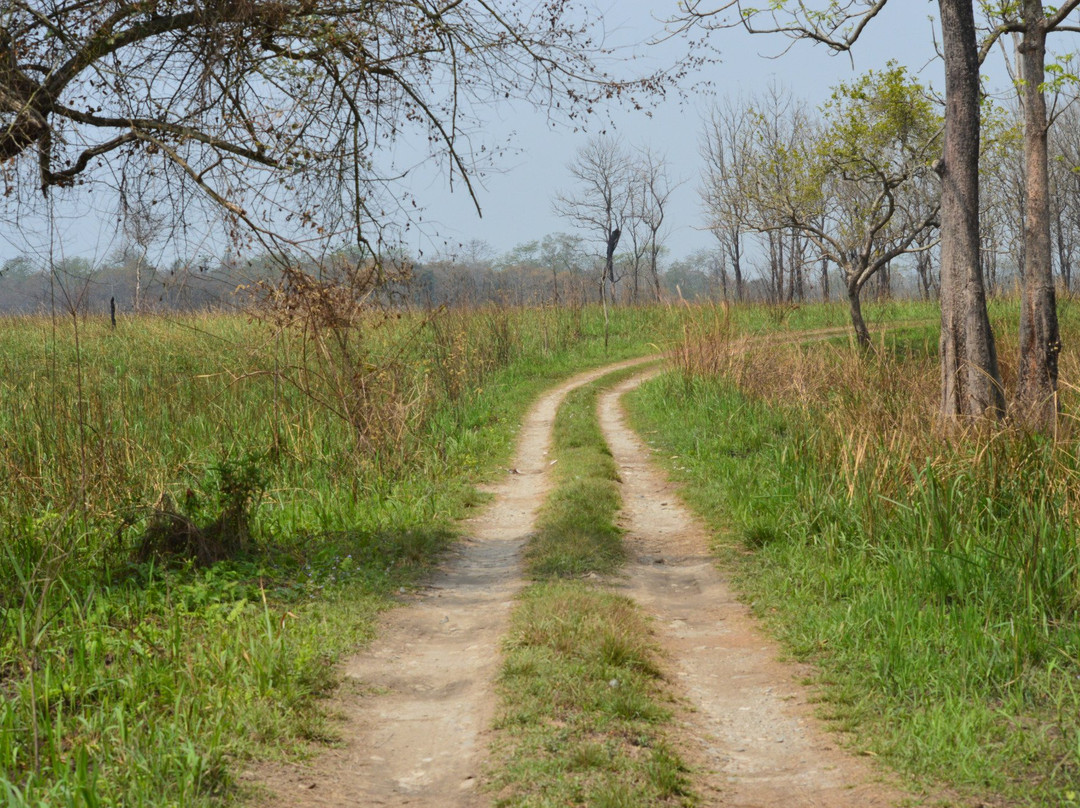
xmin=247 ymin=357 xmax=655 ymax=806
xmin=249 ymin=358 xmax=908 ymax=807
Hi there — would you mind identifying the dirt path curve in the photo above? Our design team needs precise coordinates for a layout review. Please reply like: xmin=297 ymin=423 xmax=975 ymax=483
xmin=248 ymin=356 xmax=657 ymax=808
xmin=599 ymin=371 xmax=909 ymax=807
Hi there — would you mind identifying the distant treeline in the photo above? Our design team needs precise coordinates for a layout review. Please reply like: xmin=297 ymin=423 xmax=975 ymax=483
xmin=0 ymin=234 xmax=940 ymax=316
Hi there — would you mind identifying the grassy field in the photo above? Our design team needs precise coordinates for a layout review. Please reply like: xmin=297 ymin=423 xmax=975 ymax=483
xmin=3 ymin=293 xmax=1077 ymax=805
xmin=626 ymin=297 xmax=1080 ymax=806
xmin=0 ymin=304 xmax=680 ymax=807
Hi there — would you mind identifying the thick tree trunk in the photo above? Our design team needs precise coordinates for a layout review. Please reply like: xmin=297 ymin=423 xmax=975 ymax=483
xmin=1016 ymin=1 xmax=1061 ymax=429
xmin=937 ymin=0 xmax=1004 ymax=421
xmin=848 ymin=281 xmax=871 ymax=348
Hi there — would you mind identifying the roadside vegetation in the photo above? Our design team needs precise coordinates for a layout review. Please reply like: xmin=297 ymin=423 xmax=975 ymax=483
xmin=0 ymin=305 xmax=677 ymax=807
xmin=491 ymin=370 xmax=695 ymax=808
xmin=626 ymin=299 xmax=1080 ymax=806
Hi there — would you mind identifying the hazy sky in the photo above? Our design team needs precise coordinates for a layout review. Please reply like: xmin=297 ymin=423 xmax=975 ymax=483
xmin=1 ymin=2 xmax=1026 ymax=268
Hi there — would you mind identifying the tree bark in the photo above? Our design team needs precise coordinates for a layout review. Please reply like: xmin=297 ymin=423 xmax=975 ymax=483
xmin=1016 ymin=0 xmax=1061 ymax=429
xmin=937 ymin=0 xmax=1004 ymax=421
xmin=847 ymin=281 xmax=871 ymax=348
xmin=604 ymin=227 xmax=621 ymax=305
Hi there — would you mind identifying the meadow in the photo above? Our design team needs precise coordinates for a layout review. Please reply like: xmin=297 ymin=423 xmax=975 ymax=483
xmin=0 ymin=295 xmax=1077 ymax=806
xmin=627 ymin=296 xmax=1080 ymax=805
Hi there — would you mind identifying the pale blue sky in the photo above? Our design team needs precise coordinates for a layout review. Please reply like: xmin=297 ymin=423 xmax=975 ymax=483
xmin=0 ymin=2 xmax=1027 ymax=268
xmin=399 ymin=1 xmax=951 ymax=262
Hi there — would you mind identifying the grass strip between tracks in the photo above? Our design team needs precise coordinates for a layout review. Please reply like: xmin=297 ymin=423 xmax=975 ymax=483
xmin=489 ymin=367 xmax=696 ymax=808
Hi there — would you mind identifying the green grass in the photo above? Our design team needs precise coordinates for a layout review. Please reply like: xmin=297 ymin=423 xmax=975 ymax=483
xmin=492 ymin=368 xmax=694 ymax=808
xmin=493 ymin=584 xmax=691 ymax=808
xmin=678 ymin=297 xmax=939 ymax=338
xmin=626 ymin=332 xmax=1080 ymax=806
xmin=523 ymin=369 xmax=647 ymax=579
xmin=0 ymin=305 xmax=680 ymax=807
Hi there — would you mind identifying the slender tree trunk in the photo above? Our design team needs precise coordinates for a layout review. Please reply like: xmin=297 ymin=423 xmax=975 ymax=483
xmin=848 ymin=279 xmax=871 ymax=348
xmin=650 ymin=246 xmax=662 ymax=301
xmin=820 ymin=256 xmax=830 ymax=302
xmin=790 ymin=231 xmax=804 ymax=301
xmin=134 ymin=257 xmax=143 ymax=314
xmin=604 ymin=227 xmax=620 ymax=306
xmin=937 ymin=0 xmax=1004 ymax=421
xmin=733 ymin=244 xmax=743 ymax=302
xmin=1016 ymin=0 xmax=1061 ymax=428
xmin=915 ymin=248 xmax=934 ymax=300
xmin=1054 ymin=215 xmax=1071 ymax=292
xmin=781 ymin=233 xmax=790 ymax=302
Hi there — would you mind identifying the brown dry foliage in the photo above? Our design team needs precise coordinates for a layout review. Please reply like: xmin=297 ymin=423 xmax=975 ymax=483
xmin=672 ymin=303 xmax=1080 ymax=514
xmin=252 ymin=262 xmax=433 ymax=468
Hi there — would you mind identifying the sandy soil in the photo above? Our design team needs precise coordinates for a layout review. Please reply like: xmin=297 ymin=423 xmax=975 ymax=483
xmin=247 ymin=356 xmax=913 ymax=807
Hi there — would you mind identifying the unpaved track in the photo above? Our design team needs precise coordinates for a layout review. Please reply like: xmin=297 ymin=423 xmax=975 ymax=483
xmin=247 ymin=357 xmax=656 ymax=807
xmin=250 ymin=356 xmax=912 ymax=807
xmin=600 ymin=371 xmax=907 ymax=807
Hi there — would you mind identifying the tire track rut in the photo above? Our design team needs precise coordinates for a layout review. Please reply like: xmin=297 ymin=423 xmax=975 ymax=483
xmin=599 ymin=370 xmax=908 ymax=807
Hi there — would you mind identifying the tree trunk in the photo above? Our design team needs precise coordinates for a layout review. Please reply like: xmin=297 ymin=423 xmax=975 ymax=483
xmin=790 ymin=231 xmax=805 ymax=301
xmin=937 ymin=0 xmax=1004 ymax=421
xmin=733 ymin=245 xmax=743 ymax=302
xmin=650 ymin=246 xmax=662 ymax=301
xmin=1016 ymin=0 xmax=1061 ymax=429
xmin=820 ymin=256 xmax=830 ymax=302
xmin=604 ymin=227 xmax=620 ymax=305
xmin=915 ymin=247 xmax=934 ymax=300
xmin=848 ymin=280 xmax=871 ymax=348
xmin=1054 ymin=211 xmax=1071 ymax=292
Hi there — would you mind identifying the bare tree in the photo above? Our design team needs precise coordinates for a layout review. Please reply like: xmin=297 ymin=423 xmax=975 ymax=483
xmin=0 ymin=0 xmax=667 ymax=259
xmin=635 ymin=146 xmax=675 ymax=302
xmin=553 ymin=136 xmax=635 ymax=305
xmin=1049 ymin=101 xmax=1080 ymax=293
xmin=121 ymin=202 xmax=166 ymax=313
xmin=979 ymin=102 xmax=1025 ymax=295
xmin=701 ymin=97 xmax=756 ymax=302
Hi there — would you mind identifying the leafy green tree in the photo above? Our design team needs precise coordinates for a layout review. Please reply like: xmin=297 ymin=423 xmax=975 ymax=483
xmin=735 ymin=67 xmax=940 ymax=345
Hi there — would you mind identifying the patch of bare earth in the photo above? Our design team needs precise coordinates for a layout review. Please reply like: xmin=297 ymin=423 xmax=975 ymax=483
xmin=243 ymin=357 xmax=655 ymax=807
xmin=599 ymin=370 xmax=911 ymax=807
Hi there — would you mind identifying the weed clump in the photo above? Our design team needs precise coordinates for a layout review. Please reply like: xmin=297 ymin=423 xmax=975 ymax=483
xmin=136 ymin=455 xmax=267 ymax=566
